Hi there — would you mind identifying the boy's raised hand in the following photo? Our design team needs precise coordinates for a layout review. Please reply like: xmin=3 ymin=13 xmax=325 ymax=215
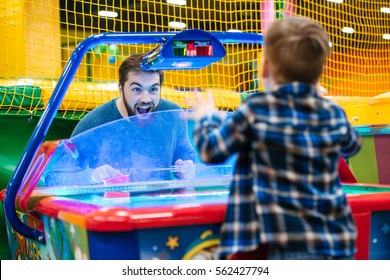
xmin=186 ymin=90 xmax=218 ymax=121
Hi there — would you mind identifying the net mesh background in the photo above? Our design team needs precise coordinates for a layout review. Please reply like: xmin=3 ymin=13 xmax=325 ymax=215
xmin=0 ymin=0 xmax=389 ymax=117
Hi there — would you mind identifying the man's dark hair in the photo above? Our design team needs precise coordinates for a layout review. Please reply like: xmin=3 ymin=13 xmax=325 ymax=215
xmin=118 ymin=53 xmax=164 ymax=88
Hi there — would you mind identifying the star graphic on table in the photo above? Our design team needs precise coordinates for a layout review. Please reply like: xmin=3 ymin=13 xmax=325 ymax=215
xmin=380 ymin=222 xmax=390 ymax=235
xmin=165 ymin=235 xmax=180 ymax=250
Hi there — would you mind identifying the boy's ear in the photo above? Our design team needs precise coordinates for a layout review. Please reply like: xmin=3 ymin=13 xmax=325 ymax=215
xmin=261 ymin=56 xmax=270 ymax=78
xmin=118 ymin=84 xmax=123 ymax=96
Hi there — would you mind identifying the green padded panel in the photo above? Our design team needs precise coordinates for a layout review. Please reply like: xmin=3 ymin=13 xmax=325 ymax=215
xmin=0 ymin=85 xmax=44 ymax=109
xmin=349 ymin=135 xmax=379 ymax=184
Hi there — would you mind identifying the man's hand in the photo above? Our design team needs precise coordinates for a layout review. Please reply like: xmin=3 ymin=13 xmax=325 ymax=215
xmin=174 ymin=159 xmax=195 ymax=180
xmin=91 ymin=164 xmax=122 ymax=182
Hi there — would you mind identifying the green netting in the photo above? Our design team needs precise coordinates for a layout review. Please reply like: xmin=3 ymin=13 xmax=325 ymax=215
xmin=0 ymin=109 xmax=86 ymax=120
xmin=0 ymin=85 xmax=44 ymax=110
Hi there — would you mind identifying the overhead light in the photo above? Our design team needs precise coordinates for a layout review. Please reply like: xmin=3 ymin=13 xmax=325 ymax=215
xmin=167 ymin=0 xmax=186 ymax=5
xmin=168 ymin=21 xmax=186 ymax=29
xmin=98 ymin=10 xmax=118 ymax=18
xmin=383 ymin=34 xmax=390 ymax=40
xmin=341 ymin=27 xmax=355 ymax=34
xmin=327 ymin=0 xmax=343 ymax=3
xmin=381 ymin=7 xmax=390 ymax=14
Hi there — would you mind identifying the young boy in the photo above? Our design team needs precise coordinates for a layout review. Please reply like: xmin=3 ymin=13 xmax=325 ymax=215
xmin=190 ymin=16 xmax=362 ymax=260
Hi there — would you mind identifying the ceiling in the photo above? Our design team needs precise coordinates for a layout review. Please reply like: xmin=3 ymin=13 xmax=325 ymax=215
xmin=60 ymin=0 xmax=262 ymax=33
xmin=60 ymin=0 xmax=390 ymax=49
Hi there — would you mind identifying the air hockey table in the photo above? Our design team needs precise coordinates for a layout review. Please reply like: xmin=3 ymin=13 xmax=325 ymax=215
xmin=2 ymin=110 xmax=390 ymax=260
xmin=1 ymin=176 xmax=390 ymax=260
xmin=2 ymin=30 xmax=390 ymax=260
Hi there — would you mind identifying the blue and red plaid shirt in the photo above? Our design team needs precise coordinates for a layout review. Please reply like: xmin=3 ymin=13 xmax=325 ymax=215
xmin=193 ymin=82 xmax=362 ymax=259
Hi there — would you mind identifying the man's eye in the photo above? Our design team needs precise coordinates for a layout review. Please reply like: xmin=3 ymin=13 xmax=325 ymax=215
xmin=132 ymin=88 xmax=142 ymax=92
xmin=149 ymin=87 xmax=159 ymax=93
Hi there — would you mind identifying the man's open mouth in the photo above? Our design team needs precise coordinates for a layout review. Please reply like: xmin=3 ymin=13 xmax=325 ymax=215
xmin=135 ymin=104 xmax=153 ymax=117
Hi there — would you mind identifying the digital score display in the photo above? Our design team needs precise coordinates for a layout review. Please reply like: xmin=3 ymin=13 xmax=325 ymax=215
xmin=173 ymin=40 xmax=213 ymax=57
xmin=141 ymin=29 xmax=226 ymax=70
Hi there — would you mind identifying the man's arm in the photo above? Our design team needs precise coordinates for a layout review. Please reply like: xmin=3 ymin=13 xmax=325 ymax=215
xmin=171 ymin=112 xmax=196 ymax=180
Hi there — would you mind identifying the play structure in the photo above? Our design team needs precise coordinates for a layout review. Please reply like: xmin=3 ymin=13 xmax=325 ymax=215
xmin=2 ymin=0 xmax=389 ymax=193
xmin=1 ymin=1 xmax=390 ymax=260
xmin=1 ymin=29 xmax=390 ymax=260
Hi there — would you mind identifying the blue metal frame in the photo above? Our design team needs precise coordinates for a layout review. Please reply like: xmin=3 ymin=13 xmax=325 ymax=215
xmin=4 ymin=31 xmax=263 ymax=242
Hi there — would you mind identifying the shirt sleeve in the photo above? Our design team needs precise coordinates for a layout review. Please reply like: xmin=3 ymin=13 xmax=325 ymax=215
xmin=194 ymin=106 xmax=251 ymax=164
xmin=172 ymin=114 xmax=196 ymax=163
xmin=339 ymin=121 xmax=362 ymax=158
xmin=44 ymin=146 xmax=95 ymax=186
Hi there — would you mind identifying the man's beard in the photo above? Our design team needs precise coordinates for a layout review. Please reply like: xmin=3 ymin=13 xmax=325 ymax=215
xmin=124 ymin=98 xmax=135 ymax=117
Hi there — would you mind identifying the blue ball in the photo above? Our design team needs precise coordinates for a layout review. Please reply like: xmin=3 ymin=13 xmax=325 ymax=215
xmin=108 ymin=55 xmax=116 ymax=64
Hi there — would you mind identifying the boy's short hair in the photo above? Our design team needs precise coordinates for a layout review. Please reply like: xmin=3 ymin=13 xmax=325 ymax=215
xmin=264 ymin=16 xmax=331 ymax=84
xmin=118 ymin=53 xmax=164 ymax=88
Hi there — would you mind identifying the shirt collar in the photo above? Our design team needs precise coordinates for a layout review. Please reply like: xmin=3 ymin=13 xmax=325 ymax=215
xmin=272 ymin=82 xmax=319 ymax=98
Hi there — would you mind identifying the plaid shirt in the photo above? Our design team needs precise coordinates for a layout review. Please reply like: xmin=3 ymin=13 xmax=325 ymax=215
xmin=193 ymin=82 xmax=362 ymax=259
